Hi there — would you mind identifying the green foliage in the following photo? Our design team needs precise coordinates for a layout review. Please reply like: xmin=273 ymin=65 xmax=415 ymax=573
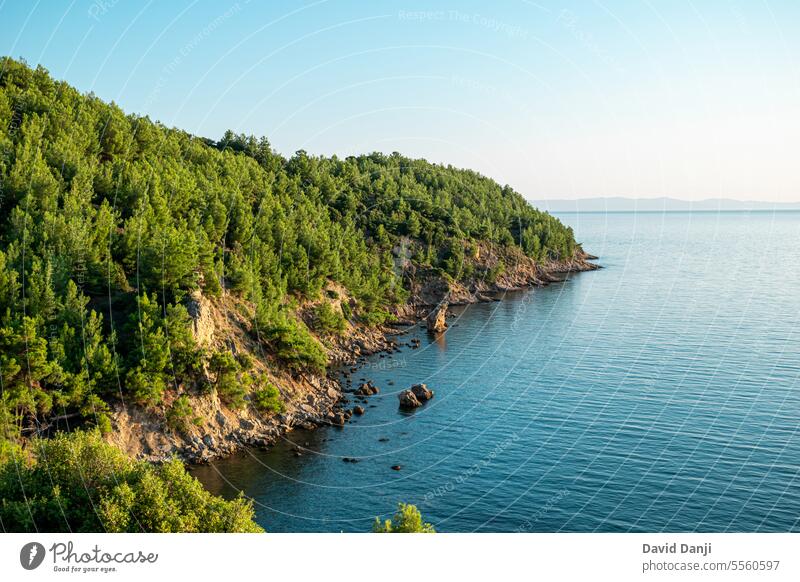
xmin=209 ymin=351 xmax=246 ymax=408
xmin=0 ymin=430 xmax=263 ymax=532
xmin=259 ymin=310 xmax=327 ymax=373
xmin=310 ymin=302 xmax=346 ymax=336
xmin=165 ymin=395 xmax=200 ymax=432
xmin=340 ymin=300 xmax=353 ymax=321
xmin=251 ymin=379 xmax=284 ymax=414
xmin=125 ymin=294 xmax=169 ymax=406
xmin=165 ymin=304 xmax=203 ymax=377
xmin=372 ymin=503 xmax=435 ymax=533
xmin=0 ymin=57 xmax=578 ymax=450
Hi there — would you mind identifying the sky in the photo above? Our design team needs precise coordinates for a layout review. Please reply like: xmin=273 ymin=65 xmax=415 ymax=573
xmin=1 ymin=0 xmax=799 ymax=202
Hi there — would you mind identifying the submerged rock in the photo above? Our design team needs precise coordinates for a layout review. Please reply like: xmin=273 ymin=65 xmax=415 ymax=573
xmin=355 ymin=382 xmax=379 ymax=396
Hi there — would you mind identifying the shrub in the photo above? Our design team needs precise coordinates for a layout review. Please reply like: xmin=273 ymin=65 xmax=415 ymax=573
xmin=264 ymin=314 xmax=327 ymax=373
xmin=209 ymin=351 xmax=247 ymax=409
xmin=165 ymin=395 xmax=200 ymax=432
xmin=373 ymin=503 xmax=435 ymax=533
xmin=0 ymin=430 xmax=263 ymax=532
xmin=358 ymin=305 xmax=390 ymax=326
xmin=311 ymin=302 xmax=346 ymax=335
xmin=251 ymin=380 xmax=284 ymax=414
xmin=125 ymin=367 xmax=165 ymax=407
xmin=78 ymin=393 xmax=113 ymax=435
xmin=237 ymin=352 xmax=255 ymax=371
xmin=484 ymin=260 xmax=505 ymax=285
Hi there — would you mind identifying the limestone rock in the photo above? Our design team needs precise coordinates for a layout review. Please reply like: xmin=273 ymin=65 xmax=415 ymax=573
xmin=426 ymin=302 xmax=448 ymax=333
xmin=186 ymin=290 xmax=215 ymax=346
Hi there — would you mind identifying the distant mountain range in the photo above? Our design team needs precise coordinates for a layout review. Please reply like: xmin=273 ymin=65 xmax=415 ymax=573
xmin=531 ymin=197 xmax=800 ymax=213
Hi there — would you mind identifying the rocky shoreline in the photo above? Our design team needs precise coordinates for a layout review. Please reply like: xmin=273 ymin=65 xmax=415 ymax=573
xmin=107 ymin=251 xmax=599 ymax=465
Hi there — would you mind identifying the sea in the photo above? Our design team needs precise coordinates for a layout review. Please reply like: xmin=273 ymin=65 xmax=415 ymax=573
xmin=193 ymin=211 xmax=800 ymax=532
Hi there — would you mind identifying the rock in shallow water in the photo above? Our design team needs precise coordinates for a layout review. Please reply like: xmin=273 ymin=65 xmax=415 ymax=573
xmin=398 ymin=390 xmax=421 ymax=408
xmin=398 ymin=383 xmax=434 ymax=409
xmin=410 ymin=383 xmax=434 ymax=402
xmin=426 ymin=302 xmax=448 ymax=333
xmin=355 ymin=382 xmax=379 ymax=396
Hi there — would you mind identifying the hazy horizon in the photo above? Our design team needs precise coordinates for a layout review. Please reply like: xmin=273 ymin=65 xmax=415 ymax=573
xmin=532 ymin=196 xmax=800 ymax=212
xmin=2 ymin=1 xmax=798 ymax=202
xmin=535 ymin=195 xmax=800 ymax=205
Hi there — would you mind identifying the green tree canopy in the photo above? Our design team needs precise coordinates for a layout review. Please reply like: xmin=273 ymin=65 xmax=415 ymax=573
xmin=0 ymin=430 xmax=263 ymax=532
xmin=373 ymin=503 xmax=436 ymax=533
xmin=0 ymin=57 xmax=579 ymax=450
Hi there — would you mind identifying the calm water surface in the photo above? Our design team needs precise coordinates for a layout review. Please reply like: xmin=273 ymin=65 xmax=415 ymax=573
xmin=193 ymin=211 xmax=800 ymax=532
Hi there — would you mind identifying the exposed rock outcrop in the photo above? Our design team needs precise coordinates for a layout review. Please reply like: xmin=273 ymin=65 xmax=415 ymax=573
xmin=398 ymin=390 xmax=422 ymax=409
xmin=109 ymin=245 xmax=598 ymax=465
xmin=186 ymin=290 xmax=215 ymax=347
xmin=410 ymin=383 xmax=434 ymax=402
xmin=398 ymin=383 xmax=434 ymax=410
xmin=401 ymin=242 xmax=599 ymax=309
xmin=355 ymin=381 xmax=379 ymax=396
xmin=426 ymin=302 xmax=448 ymax=333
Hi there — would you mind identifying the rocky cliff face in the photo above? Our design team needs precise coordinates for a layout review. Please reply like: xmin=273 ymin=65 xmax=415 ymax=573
xmin=107 ymin=286 xmax=395 ymax=463
xmin=107 ymin=246 xmax=598 ymax=464
xmin=401 ymin=243 xmax=598 ymax=326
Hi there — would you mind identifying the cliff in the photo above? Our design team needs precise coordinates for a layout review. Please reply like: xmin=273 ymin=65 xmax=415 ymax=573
xmin=109 ymin=245 xmax=598 ymax=464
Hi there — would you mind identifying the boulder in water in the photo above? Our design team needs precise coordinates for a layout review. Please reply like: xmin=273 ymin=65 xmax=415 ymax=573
xmin=426 ymin=302 xmax=448 ymax=333
xmin=398 ymin=390 xmax=422 ymax=409
xmin=410 ymin=383 xmax=434 ymax=402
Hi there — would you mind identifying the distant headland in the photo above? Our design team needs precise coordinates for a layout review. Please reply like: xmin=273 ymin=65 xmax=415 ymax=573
xmin=532 ymin=197 xmax=800 ymax=213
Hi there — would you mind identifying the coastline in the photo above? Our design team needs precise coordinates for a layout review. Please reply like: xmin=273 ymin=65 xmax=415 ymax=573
xmin=107 ymin=250 xmax=599 ymax=465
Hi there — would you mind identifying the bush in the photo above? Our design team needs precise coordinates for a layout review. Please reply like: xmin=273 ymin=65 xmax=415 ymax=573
xmin=0 ymin=430 xmax=263 ymax=532
xmin=165 ymin=395 xmax=201 ymax=432
xmin=373 ymin=503 xmax=435 ymax=533
xmin=251 ymin=380 xmax=284 ymax=414
xmin=264 ymin=314 xmax=327 ymax=373
xmin=209 ymin=351 xmax=247 ymax=409
xmin=484 ymin=260 xmax=505 ymax=284
xmin=311 ymin=302 xmax=346 ymax=335
xmin=125 ymin=367 xmax=166 ymax=407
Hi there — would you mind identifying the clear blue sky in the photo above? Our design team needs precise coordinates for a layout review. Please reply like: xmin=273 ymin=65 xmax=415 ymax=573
xmin=2 ymin=0 xmax=799 ymax=201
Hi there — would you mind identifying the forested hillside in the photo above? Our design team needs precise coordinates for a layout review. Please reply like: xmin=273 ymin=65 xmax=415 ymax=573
xmin=0 ymin=57 xmax=579 ymax=456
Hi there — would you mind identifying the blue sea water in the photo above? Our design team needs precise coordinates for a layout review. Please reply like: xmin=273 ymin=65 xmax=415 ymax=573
xmin=193 ymin=211 xmax=800 ymax=532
